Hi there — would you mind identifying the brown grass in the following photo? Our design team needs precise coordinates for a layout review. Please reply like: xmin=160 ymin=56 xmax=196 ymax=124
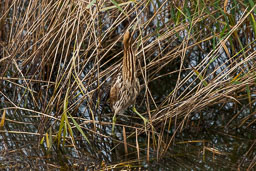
xmin=0 ymin=0 xmax=256 ymax=169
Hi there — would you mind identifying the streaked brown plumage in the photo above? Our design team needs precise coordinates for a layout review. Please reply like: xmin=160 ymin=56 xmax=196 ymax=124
xmin=110 ymin=30 xmax=140 ymax=131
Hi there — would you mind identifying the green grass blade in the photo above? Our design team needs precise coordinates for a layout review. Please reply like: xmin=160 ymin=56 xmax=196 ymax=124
xmin=110 ymin=0 xmax=128 ymax=17
xmin=193 ymin=68 xmax=208 ymax=87
xmin=69 ymin=113 xmax=91 ymax=145
xmin=86 ymin=0 xmax=96 ymax=9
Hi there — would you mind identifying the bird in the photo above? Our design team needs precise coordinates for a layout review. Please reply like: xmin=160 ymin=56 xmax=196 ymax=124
xmin=110 ymin=30 xmax=147 ymax=133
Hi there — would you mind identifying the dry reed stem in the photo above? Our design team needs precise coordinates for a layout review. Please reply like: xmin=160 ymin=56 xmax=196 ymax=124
xmin=0 ymin=0 xmax=255 ymax=165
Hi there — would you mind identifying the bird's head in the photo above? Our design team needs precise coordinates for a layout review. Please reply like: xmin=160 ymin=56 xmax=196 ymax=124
xmin=123 ymin=30 xmax=131 ymax=48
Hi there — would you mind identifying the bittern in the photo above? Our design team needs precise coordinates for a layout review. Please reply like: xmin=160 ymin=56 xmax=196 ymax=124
xmin=110 ymin=30 xmax=147 ymax=133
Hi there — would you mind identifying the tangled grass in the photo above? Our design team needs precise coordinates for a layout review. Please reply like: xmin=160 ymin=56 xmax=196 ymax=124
xmin=0 ymin=0 xmax=256 ymax=169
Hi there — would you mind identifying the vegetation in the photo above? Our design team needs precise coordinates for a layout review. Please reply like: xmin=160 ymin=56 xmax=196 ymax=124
xmin=0 ymin=0 xmax=256 ymax=170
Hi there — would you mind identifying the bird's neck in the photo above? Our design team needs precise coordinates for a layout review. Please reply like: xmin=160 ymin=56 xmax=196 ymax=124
xmin=122 ymin=44 xmax=136 ymax=83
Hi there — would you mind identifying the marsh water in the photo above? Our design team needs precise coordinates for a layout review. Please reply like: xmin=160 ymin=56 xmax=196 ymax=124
xmin=1 ymin=72 xmax=255 ymax=170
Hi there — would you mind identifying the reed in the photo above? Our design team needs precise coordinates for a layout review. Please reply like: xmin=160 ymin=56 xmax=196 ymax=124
xmin=0 ymin=0 xmax=255 ymax=169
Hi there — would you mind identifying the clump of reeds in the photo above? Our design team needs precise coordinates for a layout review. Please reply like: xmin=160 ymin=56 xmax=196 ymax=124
xmin=0 ymin=0 xmax=255 ymax=169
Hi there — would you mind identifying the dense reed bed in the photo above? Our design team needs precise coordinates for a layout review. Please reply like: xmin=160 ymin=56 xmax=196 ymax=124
xmin=0 ymin=0 xmax=256 ymax=170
